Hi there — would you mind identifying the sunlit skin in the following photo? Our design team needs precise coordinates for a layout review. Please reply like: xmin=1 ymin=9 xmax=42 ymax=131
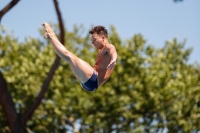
xmin=92 ymin=33 xmax=117 ymax=86
xmin=42 ymin=22 xmax=117 ymax=87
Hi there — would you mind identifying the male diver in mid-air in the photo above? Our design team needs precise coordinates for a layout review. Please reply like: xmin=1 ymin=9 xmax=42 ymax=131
xmin=42 ymin=22 xmax=118 ymax=92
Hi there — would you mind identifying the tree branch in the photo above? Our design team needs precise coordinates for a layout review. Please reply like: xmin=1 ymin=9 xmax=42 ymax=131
xmin=174 ymin=0 xmax=183 ymax=2
xmin=53 ymin=0 xmax=65 ymax=43
xmin=21 ymin=0 xmax=65 ymax=126
xmin=0 ymin=0 xmax=20 ymax=23
xmin=0 ymin=72 xmax=24 ymax=133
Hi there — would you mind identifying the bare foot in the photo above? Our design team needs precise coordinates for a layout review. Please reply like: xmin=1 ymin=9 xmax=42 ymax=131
xmin=42 ymin=22 xmax=58 ymax=40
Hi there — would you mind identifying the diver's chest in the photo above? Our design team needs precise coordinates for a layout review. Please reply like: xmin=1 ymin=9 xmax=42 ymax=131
xmin=98 ymin=50 xmax=109 ymax=58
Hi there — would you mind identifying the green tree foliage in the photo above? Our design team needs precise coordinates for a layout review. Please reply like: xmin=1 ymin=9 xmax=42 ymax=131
xmin=0 ymin=24 xmax=200 ymax=133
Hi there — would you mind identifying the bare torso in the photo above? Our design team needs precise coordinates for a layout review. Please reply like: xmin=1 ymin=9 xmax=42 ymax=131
xmin=94 ymin=44 xmax=116 ymax=86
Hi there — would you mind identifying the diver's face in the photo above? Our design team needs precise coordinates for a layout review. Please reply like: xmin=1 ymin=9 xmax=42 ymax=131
xmin=92 ymin=33 xmax=104 ymax=49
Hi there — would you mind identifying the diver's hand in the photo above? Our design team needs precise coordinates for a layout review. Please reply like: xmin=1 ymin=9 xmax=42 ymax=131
xmin=107 ymin=60 xmax=116 ymax=70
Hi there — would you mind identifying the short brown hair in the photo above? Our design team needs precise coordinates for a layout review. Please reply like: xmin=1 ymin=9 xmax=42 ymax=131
xmin=89 ymin=25 xmax=108 ymax=38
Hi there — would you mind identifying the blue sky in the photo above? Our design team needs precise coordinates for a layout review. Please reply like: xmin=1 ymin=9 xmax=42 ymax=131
xmin=1 ymin=0 xmax=200 ymax=64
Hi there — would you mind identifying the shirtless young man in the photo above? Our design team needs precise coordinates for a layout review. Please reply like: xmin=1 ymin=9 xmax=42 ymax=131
xmin=42 ymin=22 xmax=118 ymax=92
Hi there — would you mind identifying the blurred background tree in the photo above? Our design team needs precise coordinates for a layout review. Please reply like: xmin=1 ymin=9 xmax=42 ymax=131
xmin=1 ymin=0 xmax=199 ymax=133
xmin=0 ymin=23 xmax=200 ymax=132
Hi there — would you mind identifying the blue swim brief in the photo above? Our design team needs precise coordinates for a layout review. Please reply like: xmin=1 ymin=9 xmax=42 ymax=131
xmin=81 ymin=71 xmax=98 ymax=92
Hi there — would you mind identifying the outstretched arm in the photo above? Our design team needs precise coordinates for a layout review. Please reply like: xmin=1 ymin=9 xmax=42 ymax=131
xmin=42 ymin=22 xmax=68 ymax=60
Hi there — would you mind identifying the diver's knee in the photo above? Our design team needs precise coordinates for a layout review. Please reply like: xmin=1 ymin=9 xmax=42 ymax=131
xmin=62 ymin=51 xmax=72 ymax=61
